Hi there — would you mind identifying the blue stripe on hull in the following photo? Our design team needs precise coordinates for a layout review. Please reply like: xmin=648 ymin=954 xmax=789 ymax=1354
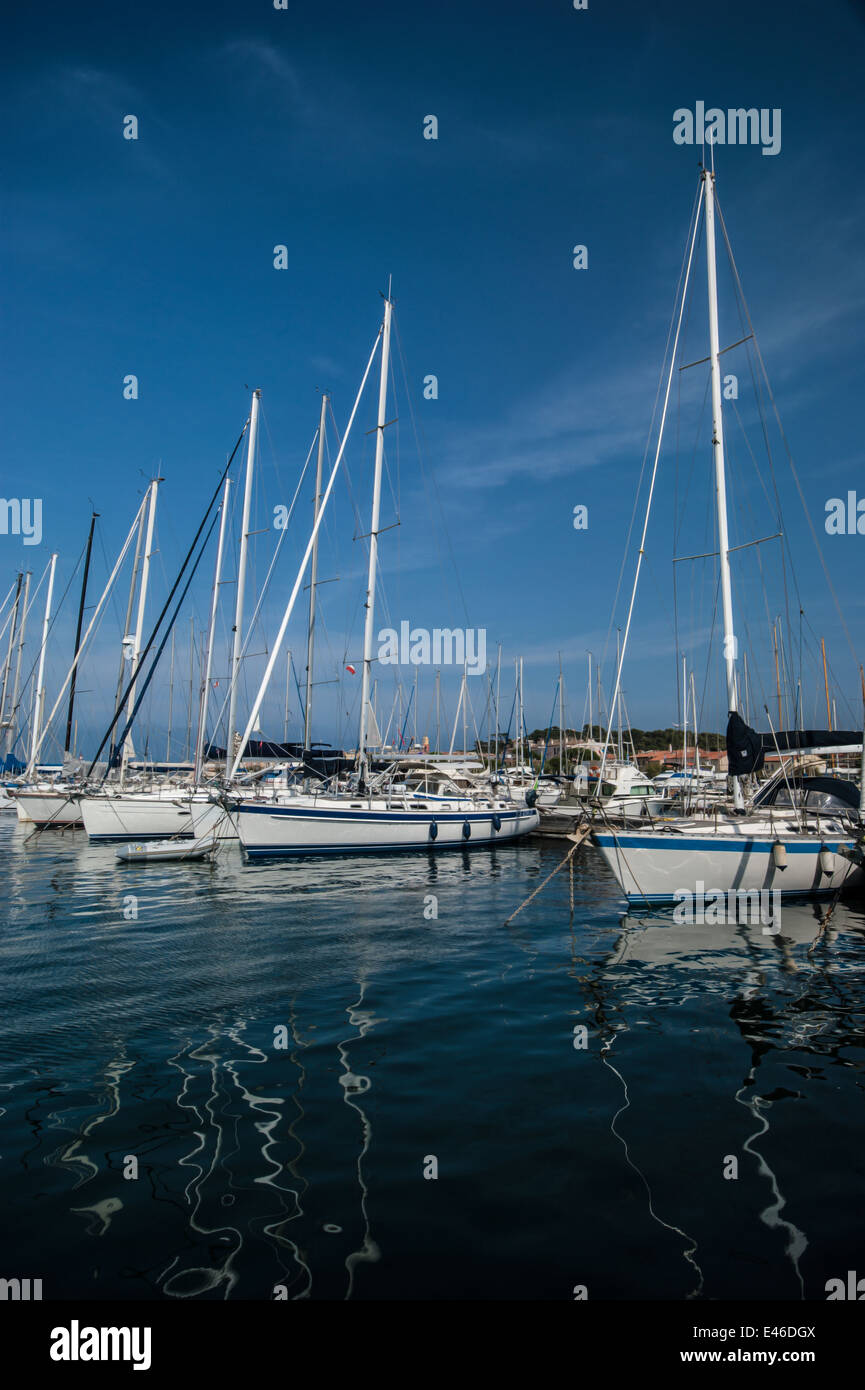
xmin=623 ymin=888 xmax=841 ymax=904
xmin=88 ymin=831 xmax=196 ymax=843
xmin=243 ymin=836 xmax=526 ymax=859
xmin=594 ymin=834 xmax=856 ymax=854
xmin=239 ymin=805 xmax=532 ymax=825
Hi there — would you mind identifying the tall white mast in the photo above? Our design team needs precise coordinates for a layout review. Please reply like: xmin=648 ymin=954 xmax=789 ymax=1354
xmin=194 ymin=477 xmax=231 ymax=784
xmin=589 ymin=647 xmax=595 ymax=756
xmin=518 ymin=657 xmax=524 ymax=770
xmin=35 ymin=503 xmax=155 ymax=775
xmin=558 ymin=654 xmax=564 ymax=773
xmin=284 ymin=649 xmax=292 ymax=741
xmin=682 ymin=654 xmax=688 ymax=774
xmin=494 ymin=644 xmax=501 ymax=771
xmin=0 ymin=575 xmax=22 ymax=728
xmin=121 ymin=477 xmax=159 ymax=784
xmin=703 ymin=167 xmax=743 ymax=808
xmin=166 ymin=629 xmax=175 ymax=761
xmin=227 ymin=388 xmax=260 ymax=775
xmin=616 ymin=630 xmax=623 ymax=762
xmin=691 ymin=670 xmax=701 ymax=776
xmin=110 ymin=499 xmax=146 ymax=767
xmin=4 ymin=571 xmax=31 ymax=761
xmin=304 ymin=393 xmax=328 ymax=749
xmin=436 ymin=667 xmax=442 ymax=753
xmin=27 ymin=553 xmax=58 ymax=778
xmin=186 ymin=616 xmax=194 ymax=760
xmin=357 ymin=294 xmax=393 ymax=786
xmin=228 ymin=329 xmax=382 ymax=783
xmin=448 ymin=674 xmax=465 ymax=757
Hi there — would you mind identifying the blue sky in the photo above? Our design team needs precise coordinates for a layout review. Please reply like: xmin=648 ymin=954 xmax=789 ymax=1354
xmin=3 ymin=0 xmax=865 ymax=759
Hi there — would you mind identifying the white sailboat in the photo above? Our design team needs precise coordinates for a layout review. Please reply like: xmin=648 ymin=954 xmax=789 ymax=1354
xmin=11 ymin=552 xmax=86 ymax=826
xmin=590 ymin=166 xmax=865 ymax=904
xmin=596 ymin=757 xmax=864 ymax=901
xmin=81 ymin=461 xmax=239 ymax=843
xmin=230 ymin=291 xmax=539 ymax=856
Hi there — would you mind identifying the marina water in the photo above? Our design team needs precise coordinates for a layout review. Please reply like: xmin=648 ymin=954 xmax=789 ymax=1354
xmin=1 ymin=817 xmax=863 ymax=1301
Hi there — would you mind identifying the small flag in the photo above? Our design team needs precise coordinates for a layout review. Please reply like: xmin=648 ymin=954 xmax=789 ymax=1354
xmin=345 ymin=664 xmax=356 ymax=675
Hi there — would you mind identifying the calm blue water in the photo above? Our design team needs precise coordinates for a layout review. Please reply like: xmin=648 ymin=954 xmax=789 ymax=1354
xmin=1 ymin=815 xmax=863 ymax=1301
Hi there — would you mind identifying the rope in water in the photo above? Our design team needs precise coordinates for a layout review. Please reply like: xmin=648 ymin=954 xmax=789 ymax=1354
xmin=503 ymin=823 xmax=591 ymax=925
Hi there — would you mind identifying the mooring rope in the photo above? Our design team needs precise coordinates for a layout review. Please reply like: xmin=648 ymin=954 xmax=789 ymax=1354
xmin=503 ymin=824 xmax=591 ymax=925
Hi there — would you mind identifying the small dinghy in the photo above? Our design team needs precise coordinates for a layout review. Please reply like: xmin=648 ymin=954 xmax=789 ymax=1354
xmin=115 ymin=838 xmax=218 ymax=864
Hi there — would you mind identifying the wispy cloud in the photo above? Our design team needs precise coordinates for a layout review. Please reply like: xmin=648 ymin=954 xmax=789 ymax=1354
xmin=435 ymin=352 xmax=660 ymax=491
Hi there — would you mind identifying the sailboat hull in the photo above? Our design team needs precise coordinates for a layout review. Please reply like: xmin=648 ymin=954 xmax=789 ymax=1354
xmin=593 ymin=827 xmax=865 ymax=902
xmin=80 ymin=794 xmax=235 ymax=842
xmin=13 ymin=791 xmax=82 ymax=826
xmin=236 ymin=800 xmax=539 ymax=857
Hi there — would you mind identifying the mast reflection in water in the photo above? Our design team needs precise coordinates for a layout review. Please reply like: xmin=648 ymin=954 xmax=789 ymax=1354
xmin=1 ymin=819 xmax=863 ymax=1300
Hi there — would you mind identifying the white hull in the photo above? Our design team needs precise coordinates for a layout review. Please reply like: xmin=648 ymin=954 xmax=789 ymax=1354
xmin=13 ymin=790 xmax=82 ymax=826
xmin=593 ymin=824 xmax=865 ymax=902
xmin=236 ymin=796 xmax=539 ymax=857
xmin=81 ymin=792 xmax=235 ymax=842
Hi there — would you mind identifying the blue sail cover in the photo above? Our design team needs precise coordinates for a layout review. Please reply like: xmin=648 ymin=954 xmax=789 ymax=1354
xmin=726 ymin=712 xmax=861 ymax=775
xmin=202 ymin=740 xmax=352 ymax=779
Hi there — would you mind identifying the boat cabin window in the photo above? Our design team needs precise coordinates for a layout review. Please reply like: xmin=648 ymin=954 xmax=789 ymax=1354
xmin=770 ymin=785 xmax=853 ymax=812
xmin=804 ymin=789 xmax=854 ymax=811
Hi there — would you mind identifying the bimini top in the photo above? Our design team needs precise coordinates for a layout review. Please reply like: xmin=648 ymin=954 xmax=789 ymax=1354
xmin=753 ymin=774 xmax=861 ymax=812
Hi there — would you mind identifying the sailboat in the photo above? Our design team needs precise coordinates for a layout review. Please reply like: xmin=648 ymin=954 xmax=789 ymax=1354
xmin=229 ymin=291 xmax=539 ymax=856
xmin=11 ymin=550 xmax=88 ymax=827
xmin=80 ymin=446 xmax=240 ymax=843
xmin=591 ymin=165 xmax=865 ymax=904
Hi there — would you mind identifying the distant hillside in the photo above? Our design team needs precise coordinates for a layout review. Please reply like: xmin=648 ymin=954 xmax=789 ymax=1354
xmin=523 ymin=725 xmax=725 ymax=752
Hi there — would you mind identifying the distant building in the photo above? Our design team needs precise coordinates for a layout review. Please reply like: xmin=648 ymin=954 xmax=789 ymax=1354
xmin=635 ymin=748 xmax=728 ymax=772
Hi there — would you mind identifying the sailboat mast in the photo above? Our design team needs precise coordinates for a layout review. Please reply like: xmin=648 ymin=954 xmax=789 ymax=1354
xmin=185 ymin=616 xmax=194 ymax=760
xmin=4 ymin=571 xmax=30 ymax=761
xmin=703 ymin=167 xmax=743 ymax=808
xmin=0 ymin=575 xmax=22 ymax=730
xmin=357 ymin=294 xmax=393 ymax=785
xmin=517 ymin=658 xmax=524 ymax=770
xmin=616 ymin=630 xmax=623 ymax=762
xmin=493 ymin=646 xmax=501 ymax=772
xmin=436 ymin=667 xmax=442 ymax=754
xmin=596 ymin=660 xmax=602 ymax=747
xmin=65 ymin=510 xmax=98 ymax=754
xmin=110 ymin=496 xmax=147 ymax=767
xmin=303 ymin=394 xmax=328 ymax=749
xmin=284 ymin=649 xmax=292 ymax=742
xmin=558 ymin=653 xmax=564 ymax=772
xmin=194 ymin=476 xmax=231 ymax=784
xmin=691 ymin=670 xmax=700 ymax=776
xmin=773 ymin=619 xmax=782 ymax=729
xmin=27 ymin=552 xmax=58 ymax=778
xmin=227 ymin=388 xmax=260 ymax=775
xmin=166 ymin=629 xmax=175 ymax=761
xmin=684 ymin=656 xmax=692 ymax=778
xmin=121 ymin=477 xmax=159 ymax=784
